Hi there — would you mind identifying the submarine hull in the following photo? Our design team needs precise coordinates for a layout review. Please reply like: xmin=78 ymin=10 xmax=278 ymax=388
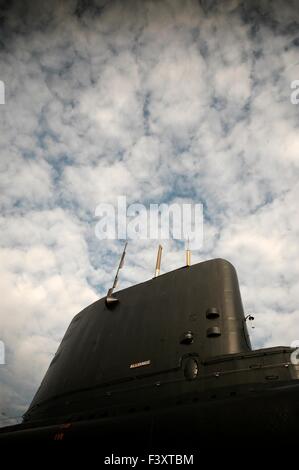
xmin=1 ymin=259 xmax=298 ymax=450
xmin=1 ymin=380 xmax=299 ymax=448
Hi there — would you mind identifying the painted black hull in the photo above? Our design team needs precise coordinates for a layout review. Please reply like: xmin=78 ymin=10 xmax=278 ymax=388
xmin=1 ymin=381 xmax=299 ymax=451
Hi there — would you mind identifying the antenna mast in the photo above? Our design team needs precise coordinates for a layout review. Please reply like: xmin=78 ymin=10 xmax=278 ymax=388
xmin=106 ymin=242 xmax=127 ymax=307
xmin=154 ymin=245 xmax=163 ymax=278
xmin=186 ymin=237 xmax=191 ymax=267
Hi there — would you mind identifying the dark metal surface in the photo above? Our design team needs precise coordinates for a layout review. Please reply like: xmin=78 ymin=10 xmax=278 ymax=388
xmin=1 ymin=258 xmax=298 ymax=446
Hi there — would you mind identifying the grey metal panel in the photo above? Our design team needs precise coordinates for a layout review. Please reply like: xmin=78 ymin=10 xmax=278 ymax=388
xmin=26 ymin=259 xmax=251 ymax=420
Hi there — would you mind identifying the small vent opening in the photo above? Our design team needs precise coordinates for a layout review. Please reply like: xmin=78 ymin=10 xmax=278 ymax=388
xmin=206 ymin=307 xmax=220 ymax=319
xmin=207 ymin=326 xmax=221 ymax=337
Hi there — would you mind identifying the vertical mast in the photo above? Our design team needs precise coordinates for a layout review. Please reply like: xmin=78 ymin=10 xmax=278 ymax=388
xmin=154 ymin=245 xmax=163 ymax=278
xmin=186 ymin=237 xmax=191 ymax=267
xmin=106 ymin=242 xmax=128 ymax=306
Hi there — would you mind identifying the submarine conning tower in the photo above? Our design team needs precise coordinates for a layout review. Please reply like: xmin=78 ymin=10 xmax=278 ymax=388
xmin=24 ymin=259 xmax=252 ymax=424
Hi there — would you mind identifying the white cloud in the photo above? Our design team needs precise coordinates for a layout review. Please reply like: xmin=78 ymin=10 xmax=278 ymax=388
xmin=1 ymin=0 xmax=299 ymax=424
xmin=0 ymin=153 xmax=53 ymax=210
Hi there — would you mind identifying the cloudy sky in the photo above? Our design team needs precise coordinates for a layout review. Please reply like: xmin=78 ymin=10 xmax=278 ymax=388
xmin=1 ymin=0 xmax=299 ymax=425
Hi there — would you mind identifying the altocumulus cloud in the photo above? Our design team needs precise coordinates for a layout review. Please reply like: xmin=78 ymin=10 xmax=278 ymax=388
xmin=0 ymin=0 xmax=299 ymax=424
